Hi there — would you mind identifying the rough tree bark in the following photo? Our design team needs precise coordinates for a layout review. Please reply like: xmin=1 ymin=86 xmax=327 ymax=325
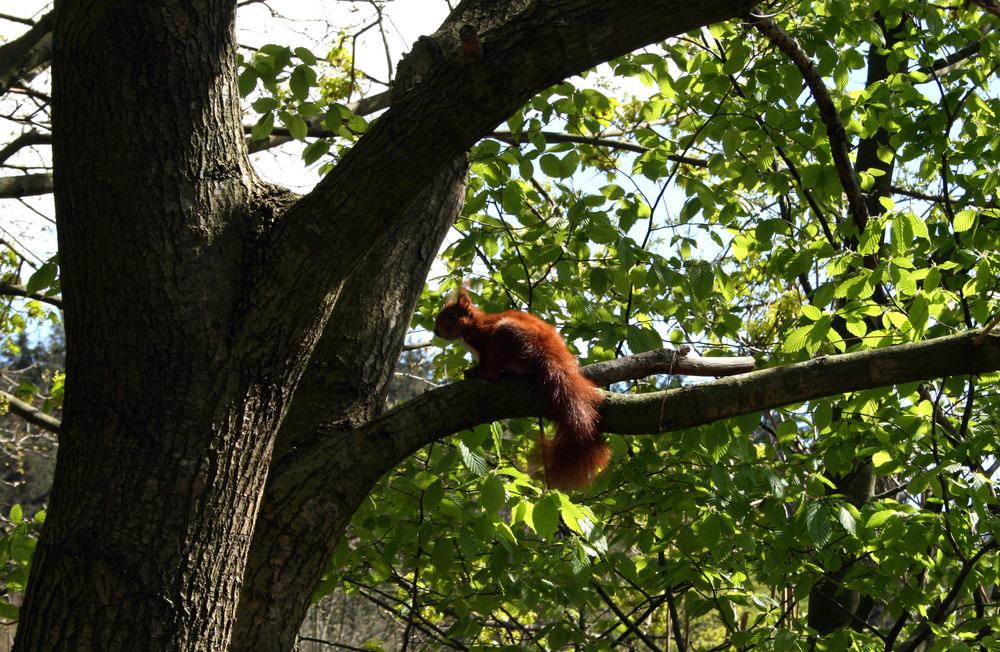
xmin=13 ymin=0 xmax=760 ymax=650
xmin=232 ymin=155 xmax=470 ymax=648
xmin=17 ymin=1 xmax=273 ymax=649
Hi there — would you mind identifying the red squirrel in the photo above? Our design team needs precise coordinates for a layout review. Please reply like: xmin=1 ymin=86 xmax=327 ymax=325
xmin=434 ymin=288 xmax=609 ymax=491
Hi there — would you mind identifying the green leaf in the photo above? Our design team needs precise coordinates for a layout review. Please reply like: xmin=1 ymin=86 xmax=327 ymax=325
xmin=764 ymin=469 xmax=786 ymax=498
xmin=9 ymin=504 xmax=22 ymax=525
xmin=470 ymin=161 xmax=504 ymax=187
xmin=457 ymin=441 xmax=490 ymax=477
xmin=490 ymin=423 xmax=503 ymax=457
xmin=323 ymin=104 xmax=349 ymax=130
xmin=480 ymin=475 xmax=506 ymax=512
xmin=289 ymin=64 xmax=315 ymax=101
xmin=872 ymin=449 xmax=897 ymax=473
xmin=531 ymin=494 xmax=560 ymax=540
xmin=953 ymin=209 xmax=976 ymax=232
xmin=25 ymin=261 xmax=58 ymax=295
xmin=411 ymin=470 xmax=439 ymax=490
xmin=625 ymin=324 xmax=662 ymax=353
xmin=251 ymin=112 xmax=275 ymax=141
xmin=571 ymin=541 xmax=591 ymax=574
xmin=0 ymin=602 xmax=19 ymax=621
xmin=801 ymin=304 xmax=823 ymax=321
xmin=904 ymin=212 xmax=929 ymax=243
xmin=539 ymin=153 xmax=563 ymax=178
xmin=548 ymin=623 xmax=571 ymax=649
xmin=844 ymin=315 xmax=867 ymax=339
xmin=252 ymin=97 xmax=279 ymax=113
xmin=866 ymin=509 xmax=895 ymax=529
xmin=857 ymin=220 xmax=881 ymax=255
xmin=836 ymin=504 xmax=857 ymax=535
xmin=10 ymin=535 xmax=36 ymax=564
xmin=297 ymin=101 xmax=323 ymax=118
xmin=805 ymin=503 xmax=832 ymax=546
xmin=344 ymin=113 xmax=368 ymax=136
xmin=731 ymin=234 xmax=751 ymax=261
xmin=238 ymin=66 xmax=258 ymax=97
xmin=557 ymin=494 xmax=593 ymax=535
xmin=782 ymin=325 xmax=812 ymax=353
xmin=278 ymin=111 xmax=307 ymax=141
xmin=501 ymin=181 xmax=526 ymax=215
xmin=775 ymin=420 xmax=799 ymax=444
xmin=293 ymin=47 xmax=317 ymax=65
xmin=689 ymin=262 xmax=714 ymax=300
xmin=430 ymin=539 xmax=454 ymax=574
xmin=302 ymin=139 xmax=330 ymax=165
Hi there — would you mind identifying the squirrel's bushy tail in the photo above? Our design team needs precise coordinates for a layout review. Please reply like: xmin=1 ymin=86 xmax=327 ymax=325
xmin=531 ymin=360 xmax=608 ymax=491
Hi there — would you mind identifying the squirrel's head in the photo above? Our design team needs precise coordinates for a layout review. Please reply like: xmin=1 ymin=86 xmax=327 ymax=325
xmin=433 ymin=288 xmax=475 ymax=340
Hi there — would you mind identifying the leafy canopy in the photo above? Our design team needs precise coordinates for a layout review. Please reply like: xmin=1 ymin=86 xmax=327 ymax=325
xmin=327 ymin=2 xmax=1000 ymax=649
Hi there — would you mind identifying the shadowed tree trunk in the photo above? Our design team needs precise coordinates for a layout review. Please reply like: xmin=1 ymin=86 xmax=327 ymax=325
xmin=232 ymin=154 xmax=470 ymax=649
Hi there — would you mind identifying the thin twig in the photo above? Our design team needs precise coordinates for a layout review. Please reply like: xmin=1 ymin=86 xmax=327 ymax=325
xmin=591 ymin=580 xmax=664 ymax=652
xmin=0 ymin=12 xmax=38 ymax=26
xmin=899 ymin=538 xmax=999 ymax=652
xmin=973 ymin=317 xmax=1000 ymax=346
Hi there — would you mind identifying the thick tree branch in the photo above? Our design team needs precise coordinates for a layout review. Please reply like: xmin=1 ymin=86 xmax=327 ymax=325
xmin=492 ymin=128 xmax=648 ymax=155
xmin=919 ymin=37 xmax=983 ymax=78
xmin=340 ymin=330 xmax=1000 ymax=482
xmin=0 ymin=12 xmax=38 ymax=26
xmin=602 ymin=330 xmax=1000 ymax=434
xmin=252 ymin=120 xmax=694 ymax=161
xmin=970 ymin=0 xmax=1000 ymax=17
xmin=0 ymin=282 xmax=62 ymax=309
xmin=0 ymin=11 xmax=52 ymax=95
xmin=854 ymin=17 xmax=905 ymax=220
xmin=232 ymin=155 xmax=470 ymax=650
xmin=0 ymin=173 xmax=53 ymax=198
xmin=0 ymin=131 xmax=51 ymax=165
xmin=252 ymin=0 xmax=757 ymax=347
xmin=586 ymin=347 xmax=755 ymax=383
xmin=0 ymin=390 xmax=61 ymax=435
xmin=442 ymin=0 xmax=534 ymax=27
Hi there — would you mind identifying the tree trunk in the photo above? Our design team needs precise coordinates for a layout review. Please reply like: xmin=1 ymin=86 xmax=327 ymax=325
xmin=14 ymin=2 xmax=285 ymax=649
xmin=231 ymin=155 xmax=469 ymax=650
